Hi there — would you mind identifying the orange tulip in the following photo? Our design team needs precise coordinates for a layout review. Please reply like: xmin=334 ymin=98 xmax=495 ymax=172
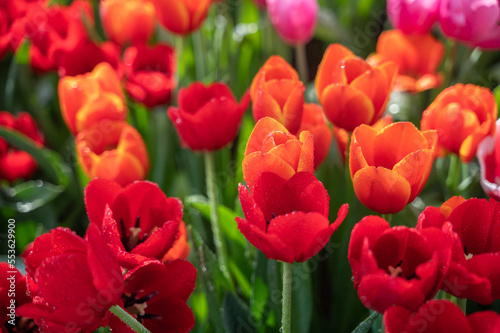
xmin=243 ymin=117 xmax=314 ymax=189
xmin=349 ymin=122 xmax=437 ymax=214
xmin=367 ymin=29 xmax=444 ymax=93
xmin=151 ymin=0 xmax=211 ymax=35
xmin=76 ymin=121 xmax=149 ymax=187
xmin=58 ymin=62 xmax=125 ymax=135
xmin=421 ymin=84 xmax=497 ymax=163
xmin=250 ymin=56 xmax=304 ymax=134
xmin=297 ymin=103 xmax=332 ymax=168
xmin=100 ymin=0 xmax=156 ymax=46
xmin=315 ymin=44 xmax=397 ymax=132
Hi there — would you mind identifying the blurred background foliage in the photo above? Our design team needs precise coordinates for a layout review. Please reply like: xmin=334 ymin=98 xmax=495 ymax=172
xmin=0 ymin=0 xmax=500 ymax=332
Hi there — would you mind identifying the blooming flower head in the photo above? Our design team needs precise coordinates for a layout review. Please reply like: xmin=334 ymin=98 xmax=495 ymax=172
xmin=85 ymin=178 xmax=188 ymax=269
xmin=387 ymin=0 xmax=440 ymax=34
xmin=315 ymin=44 xmax=397 ymax=132
xmin=421 ymin=84 xmax=497 ymax=163
xmin=478 ymin=119 xmax=500 ymax=200
xmin=237 ymin=171 xmax=348 ymax=263
xmin=168 ymin=82 xmax=249 ymax=151
xmin=243 ymin=117 xmax=314 ymax=189
xmin=368 ymin=30 xmax=444 ymax=93
xmin=349 ymin=122 xmax=437 ymax=214
xmin=151 ymin=0 xmax=212 ymax=35
xmin=349 ymin=216 xmax=452 ymax=313
xmin=0 ymin=263 xmax=33 ymax=331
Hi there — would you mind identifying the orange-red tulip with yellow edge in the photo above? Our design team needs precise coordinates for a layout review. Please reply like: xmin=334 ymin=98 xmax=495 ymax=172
xmin=76 ymin=121 xmax=149 ymax=187
xmin=315 ymin=44 xmax=397 ymax=132
xmin=243 ymin=117 xmax=314 ymax=189
xmin=100 ymin=0 xmax=156 ymax=47
xmin=151 ymin=0 xmax=211 ymax=35
xmin=58 ymin=62 xmax=125 ymax=135
xmin=250 ymin=56 xmax=304 ymax=134
xmin=349 ymin=122 xmax=437 ymax=214
xmin=334 ymin=116 xmax=393 ymax=163
xmin=367 ymin=29 xmax=444 ymax=93
xmin=296 ymin=103 xmax=332 ymax=168
xmin=421 ymin=84 xmax=497 ymax=163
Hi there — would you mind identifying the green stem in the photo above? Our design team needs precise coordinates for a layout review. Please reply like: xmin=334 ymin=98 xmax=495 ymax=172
xmin=204 ymin=152 xmax=232 ymax=285
xmin=457 ymin=298 xmax=467 ymax=315
xmin=295 ymin=44 xmax=309 ymax=83
xmin=192 ymin=30 xmax=206 ymax=81
xmin=281 ymin=262 xmax=293 ymax=333
xmin=445 ymin=154 xmax=461 ymax=195
xmin=444 ymin=41 xmax=459 ymax=88
xmin=109 ymin=305 xmax=151 ymax=333
xmin=382 ymin=214 xmax=392 ymax=225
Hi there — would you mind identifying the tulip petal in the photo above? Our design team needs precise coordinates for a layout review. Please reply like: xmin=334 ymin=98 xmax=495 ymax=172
xmin=393 ymin=148 xmax=434 ymax=202
xmin=245 ymin=117 xmax=290 ymax=156
xmin=315 ymin=44 xmax=353 ymax=97
xmin=84 ymin=178 xmax=123 ymax=228
xmin=131 ymin=220 xmax=180 ymax=260
xmin=242 ymin=151 xmax=296 ymax=189
xmin=467 ymin=311 xmax=500 ymax=333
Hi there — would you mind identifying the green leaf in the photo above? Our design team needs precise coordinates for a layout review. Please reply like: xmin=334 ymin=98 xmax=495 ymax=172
xmin=1 ymin=180 xmax=63 ymax=212
xmin=351 ymin=311 xmax=380 ymax=333
xmin=223 ymin=292 xmax=257 ymax=333
xmin=14 ymin=41 xmax=30 ymax=65
xmin=0 ymin=127 xmax=71 ymax=187
xmin=494 ymin=85 xmax=500 ymax=109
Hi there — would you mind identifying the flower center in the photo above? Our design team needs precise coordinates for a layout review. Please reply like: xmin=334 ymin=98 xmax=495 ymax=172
xmin=122 ymin=291 xmax=162 ymax=322
xmin=119 ymin=217 xmax=157 ymax=252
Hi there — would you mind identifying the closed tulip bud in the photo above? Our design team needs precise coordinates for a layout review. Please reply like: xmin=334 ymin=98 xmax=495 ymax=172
xmin=151 ymin=0 xmax=212 ymax=35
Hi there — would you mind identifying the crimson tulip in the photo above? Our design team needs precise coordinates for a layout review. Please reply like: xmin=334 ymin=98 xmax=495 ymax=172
xmin=0 ymin=111 xmax=43 ymax=182
xmin=421 ymin=84 xmax=497 ymax=163
xmin=85 ymin=178 xmax=187 ymax=269
xmin=100 ymin=0 xmax=156 ymax=47
xmin=17 ymin=225 xmax=124 ymax=332
xmin=349 ymin=216 xmax=452 ymax=313
xmin=123 ymin=44 xmax=176 ymax=108
xmin=368 ymin=30 xmax=444 ymax=93
xmin=151 ymin=0 xmax=211 ymax=35
xmin=478 ymin=119 xmax=500 ymax=200
xmin=237 ymin=171 xmax=348 ymax=263
xmin=250 ymin=56 xmax=304 ymax=133
xmin=76 ymin=121 xmax=150 ymax=187
xmin=168 ymin=82 xmax=250 ymax=151
xmin=242 ymin=117 xmax=314 ymax=189
xmin=350 ymin=122 xmax=437 ymax=214
xmin=109 ymin=260 xmax=196 ymax=333
xmin=0 ymin=263 xmax=33 ymax=331
xmin=385 ymin=300 xmax=500 ymax=333
xmin=417 ymin=197 xmax=500 ymax=304
xmin=315 ymin=44 xmax=397 ymax=132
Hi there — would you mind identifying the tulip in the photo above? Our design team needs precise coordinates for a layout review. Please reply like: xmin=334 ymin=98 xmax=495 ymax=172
xmin=76 ymin=121 xmax=150 ymax=187
xmin=123 ymin=44 xmax=176 ymax=108
xmin=243 ymin=117 xmax=314 ymax=189
xmin=266 ymin=0 xmax=318 ymax=45
xmin=348 ymin=216 xmax=452 ymax=313
xmin=17 ymin=225 xmax=124 ymax=332
xmin=384 ymin=300 xmax=500 ymax=333
xmin=315 ymin=44 xmax=397 ymax=132
xmin=151 ymin=0 xmax=212 ymax=35
xmin=0 ymin=263 xmax=32 ymax=331
xmin=85 ymin=178 xmax=188 ymax=269
xmin=478 ymin=119 xmax=500 ymax=200
xmin=237 ymin=171 xmax=348 ymax=263
xmin=58 ymin=62 xmax=126 ymax=135
xmin=368 ymin=30 xmax=444 ymax=93
xmin=387 ymin=0 xmax=440 ymax=34
xmin=252 ymin=0 xmax=266 ymax=8
xmin=439 ymin=0 xmax=500 ymax=50
xmin=168 ymin=82 xmax=250 ymax=151
xmin=100 ymin=0 xmax=156 ymax=47
xmin=251 ymin=56 xmax=304 ymax=133
xmin=350 ymin=122 xmax=437 ymax=214
xmin=421 ymin=84 xmax=497 ymax=163
xmin=0 ymin=111 xmax=43 ymax=182
xmin=108 ymin=260 xmax=196 ymax=332
xmin=296 ymin=103 xmax=332 ymax=168
xmin=417 ymin=197 xmax=500 ymax=304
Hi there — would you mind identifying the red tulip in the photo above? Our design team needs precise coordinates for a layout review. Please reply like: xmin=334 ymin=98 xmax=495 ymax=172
xmin=123 ymin=44 xmax=176 ymax=108
xmin=0 ymin=111 xmax=43 ymax=182
xmin=417 ymin=197 xmax=500 ymax=304
xmin=76 ymin=121 xmax=150 ymax=187
xmin=17 ymin=225 xmax=124 ymax=332
xmin=478 ymin=118 xmax=500 ymax=200
xmin=100 ymin=0 xmax=156 ymax=47
xmin=109 ymin=260 xmax=196 ymax=333
xmin=168 ymin=82 xmax=250 ymax=151
xmin=348 ymin=216 xmax=452 ymax=313
xmin=237 ymin=171 xmax=348 ymax=263
xmin=151 ymin=0 xmax=211 ymax=35
xmin=0 ymin=263 xmax=33 ymax=331
xmin=385 ymin=300 xmax=500 ymax=333
xmin=84 ymin=178 xmax=187 ymax=269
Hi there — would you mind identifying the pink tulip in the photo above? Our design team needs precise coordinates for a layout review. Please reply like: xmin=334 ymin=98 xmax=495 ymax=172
xmin=266 ymin=0 xmax=318 ymax=45
xmin=387 ymin=0 xmax=440 ymax=34
xmin=477 ymin=119 xmax=500 ymax=201
xmin=439 ymin=0 xmax=500 ymax=49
